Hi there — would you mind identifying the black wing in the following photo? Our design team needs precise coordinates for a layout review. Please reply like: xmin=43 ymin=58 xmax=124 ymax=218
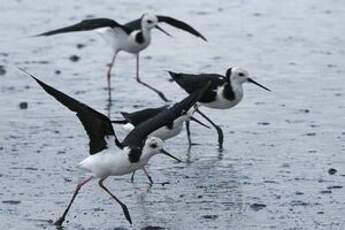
xmin=121 ymin=82 xmax=210 ymax=148
xmin=123 ymin=18 xmax=142 ymax=32
xmin=157 ymin=16 xmax=207 ymax=41
xmin=169 ymin=71 xmax=225 ymax=103
xmin=36 ymin=18 xmax=130 ymax=36
xmin=121 ymin=105 xmax=169 ymax=126
xmin=21 ymin=70 xmax=122 ymax=154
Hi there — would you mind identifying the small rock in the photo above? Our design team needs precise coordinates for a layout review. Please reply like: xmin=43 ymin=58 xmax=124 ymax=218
xmin=2 ymin=200 xmax=21 ymax=205
xmin=327 ymin=185 xmax=343 ymax=190
xmin=328 ymin=168 xmax=337 ymax=175
xmin=320 ymin=190 xmax=332 ymax=194
xmin=76 ymin=43 xmax=86 ymax=49
xmin=19 ymin=102 xmax=28 ymax=110
xmin=258 ymin=122 xmax=270 ymax=126
xmin=202 ymin=214 xmax=218 ymax=220
xmin=55 ymin=70 xmax=61 ymax=75
xmin=141 ymin=226 xmax=165 ymax=230
xmin=0 ymin=65 xmax=6 ymax=75
xmin=305 ymin=132 xmax=316 ymax=136
xmin=69 ymin=55 xmax=80 ymax=62
xmin=250 ymin=203 xmax=266 ymax=211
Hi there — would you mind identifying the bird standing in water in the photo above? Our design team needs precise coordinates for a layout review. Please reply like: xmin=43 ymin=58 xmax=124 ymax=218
xmin=169 ymin=67 xmax=271 ymax=150
xmin=37 ymin=13 xmax=207 ymax=101
xmin=21 ymin=69 xmax=210 ymax=226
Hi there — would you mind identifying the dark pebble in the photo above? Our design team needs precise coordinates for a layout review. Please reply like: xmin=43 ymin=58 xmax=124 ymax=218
xmin=141 ymin=226 xmax=165 ymax=230
xmin=25 ymin=167 xmax=38 ymax=171
xmin=93 ymin=207 xmax=104 ymax=212
xmin=19 ymin=102 xmax=28 ymax=110
xmin=202 ymin=214 xmax=218 ymax=220
xmin=2 ymin=200 xmax=21 ymax=205
xmin=55 ymin=70 xmax=61 ymax=75
xmin=0 ymin=65 xmax=6 ymax=75
xmin=305 ymin=132 xmax=316 ymax=136
xmin=320 ymin=190 xmax=332 ymax=194
xmin=328 ymin=168 xmax=337 ymax=175
xmin=69 ymin=55 xmax=80 ymax=62
xmin=258 ymin=122 xmax=270 ymax=126
xmin=76 ymin=43 xmax=86 ymax=49
xmin=327 ymin=185 xmax=343 ymax=190
xmin=250 ymin=203 xmax=266 ymax=211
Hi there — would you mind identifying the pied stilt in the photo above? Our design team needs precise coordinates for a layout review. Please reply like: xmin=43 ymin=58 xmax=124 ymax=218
xmin=36 ymin=13 xmax=207 ymax=101
xmin=169 ymin=67 xmax=271 ymax=150
xmin=21 ymin=69 xmax=210 ymax=226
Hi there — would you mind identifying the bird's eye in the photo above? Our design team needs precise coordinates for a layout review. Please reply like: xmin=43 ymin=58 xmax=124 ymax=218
xmin=238 ymin=73 xmax=245 ymax=77
xmin=150 ymin=143 xmax=158 ymax=148
xmin=147 ymin=20 xmax=153 ymax=24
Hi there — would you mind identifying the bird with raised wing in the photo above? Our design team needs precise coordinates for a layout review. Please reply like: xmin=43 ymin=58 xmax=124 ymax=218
xmin=37 ymin=13 xmax=207 ymax=101
xmin=21 ymin=69 xmax=210 ymax=226
xmin=169 ymin=67 xmax=271 ymax=150
xmin=112 ymin=105 xmax=210 ymax=143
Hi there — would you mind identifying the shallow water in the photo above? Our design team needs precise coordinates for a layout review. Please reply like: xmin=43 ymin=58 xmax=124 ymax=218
xmin=1 ymin=0 xmax=345 ymax=229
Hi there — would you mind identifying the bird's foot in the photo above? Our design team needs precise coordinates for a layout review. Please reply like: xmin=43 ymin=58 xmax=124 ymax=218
xmin=53 ymin=216 xmax=65 ymax=228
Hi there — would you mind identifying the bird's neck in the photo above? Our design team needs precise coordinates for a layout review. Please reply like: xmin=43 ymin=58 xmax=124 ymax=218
xmin=140 ymin=24 xmax=152 ymax=41
xmin=140 ymin=148 xmax=156 ymax=163
xmin=223 ymin=79 xmax=243 ymax=101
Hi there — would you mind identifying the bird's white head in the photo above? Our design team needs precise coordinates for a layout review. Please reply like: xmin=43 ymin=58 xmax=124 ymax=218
xmin=144 ymin=136 xmax=164 ymax=154
xmin=226 ymin=67 xmax=250 ymax=85
xmin=141 ymin=13 xmax=159 ymax=30
xmin=225 ymin=67 xmax=271 ymax=92
xmin=142 ymin=136 xmax=182 ymax=163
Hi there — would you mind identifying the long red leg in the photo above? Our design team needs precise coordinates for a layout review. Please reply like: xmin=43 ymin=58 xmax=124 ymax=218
xmin=54 ymin=176 xmax=93 ymax=226
xmin=135 ymin=54 xmax=170 ymax=102
xmin=143 ymin=167 xmax=154 ymax=185
xmin=98 ymin=177 xmax=132 ymax=224
xmin=107 ymin=51 xmax=118 ymax=101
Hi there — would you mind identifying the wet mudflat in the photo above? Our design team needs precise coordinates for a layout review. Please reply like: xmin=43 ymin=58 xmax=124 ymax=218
xmin=1 ymin=0 xmax=345 ymax=229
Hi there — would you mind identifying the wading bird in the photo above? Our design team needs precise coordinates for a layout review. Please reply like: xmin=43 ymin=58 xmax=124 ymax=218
xmin=112 ymin=105 xmax=210 ymax=182
xmin=169 ymin=67 xmax=271 ymax=150
xmin=21 ymin=69 xmax=209 ymax=226
xmin=37 ymin=13 xmax=207 ymax=101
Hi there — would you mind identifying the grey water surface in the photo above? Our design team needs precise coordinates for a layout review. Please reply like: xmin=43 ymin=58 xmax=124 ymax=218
xmin=0 ymin=0 xmax=345 ymax=229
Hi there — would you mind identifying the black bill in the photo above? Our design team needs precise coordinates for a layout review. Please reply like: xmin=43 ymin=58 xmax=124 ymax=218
xmin=160 ymin=149 xmax=182 ymax=162
xmin=155 ymin=25 xmax=173 ymax=37
xmin=248 ymin=78 xmax=271 ymax=92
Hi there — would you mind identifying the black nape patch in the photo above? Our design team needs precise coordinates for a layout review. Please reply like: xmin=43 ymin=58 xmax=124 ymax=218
xmin=135 ymin=32 xmax=145 ymax=44
xmin=223 ymin=82 xmax=235 ymax=100
xmin=128 ymin=148 xmax=142 ymax=163
xmin=225 ymin=67 xmax=232 ymax=79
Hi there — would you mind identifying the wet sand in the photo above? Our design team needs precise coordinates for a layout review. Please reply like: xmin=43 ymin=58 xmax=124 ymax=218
xmin=0 ymin=0 xmax=345 ymax=229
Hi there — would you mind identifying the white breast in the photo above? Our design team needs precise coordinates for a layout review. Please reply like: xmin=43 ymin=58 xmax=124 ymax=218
xmin=201 ymin=85 xmax=243 ymax=109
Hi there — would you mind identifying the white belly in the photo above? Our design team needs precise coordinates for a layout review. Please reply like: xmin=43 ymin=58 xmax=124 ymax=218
xmin=149 ymin=123 xmax=184 ymax=140
xmin=78 ymin=149 xmax=145 ymax=178
xmin=202 ymin=86 xmax=243 ymax=109
xmin=122 ymin=116 xmax=186 ymax=141
xmin=95 ymin=28 xmax=150 ymax=53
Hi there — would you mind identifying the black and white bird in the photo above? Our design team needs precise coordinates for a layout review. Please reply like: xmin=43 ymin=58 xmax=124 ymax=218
xmin=37 ymin=13 xmax=207 ymax=101
xmin=169 ymin=67 xmax=271 ymax=150
xmin=21 ymin=69 xmax=209 ymax=226
xmin=112 ymin=105 xmax=210 ymax=143
xmin=111 ymin=105 xmax=210 ymax=183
